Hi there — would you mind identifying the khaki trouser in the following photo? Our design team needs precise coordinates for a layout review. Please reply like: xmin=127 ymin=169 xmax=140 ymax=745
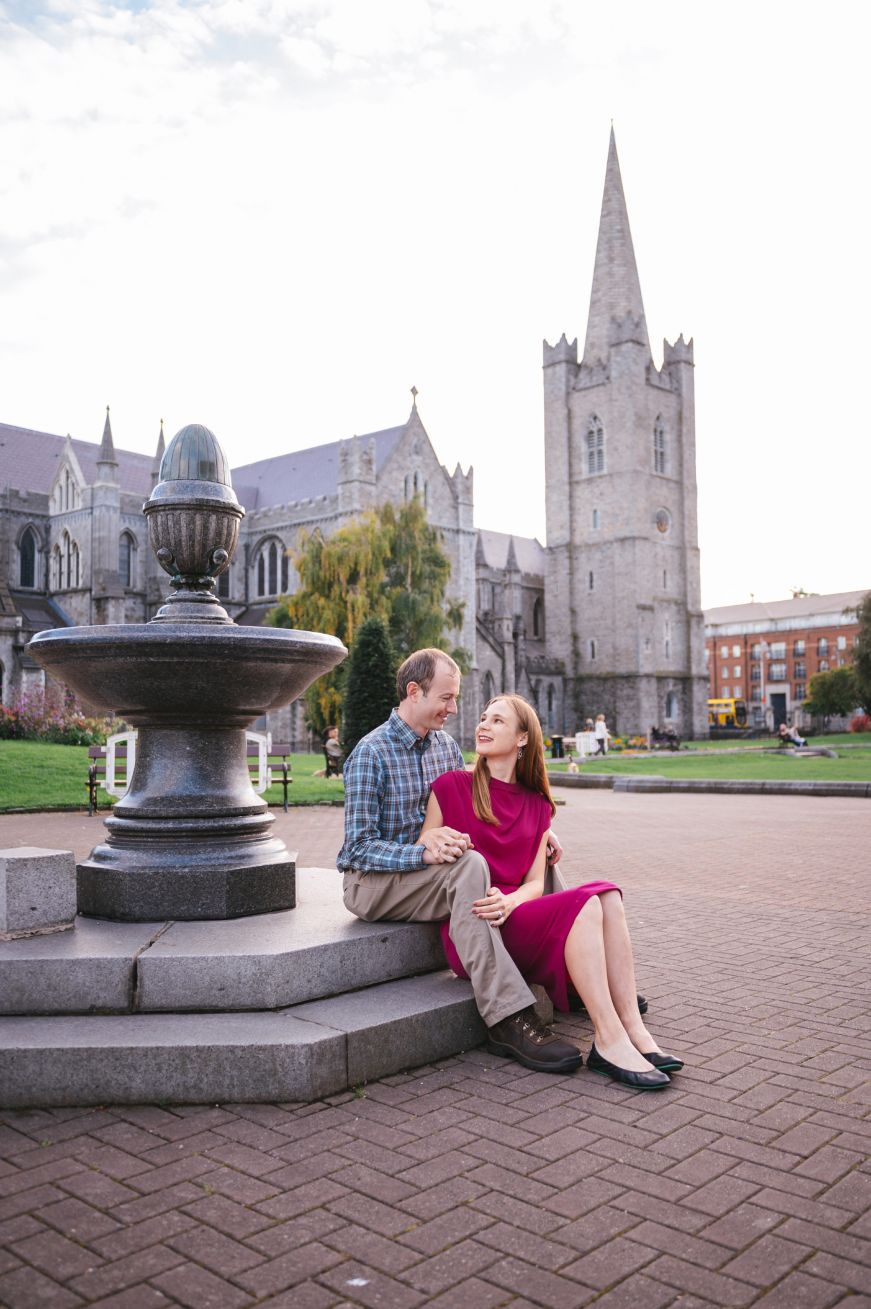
xmin=343 ymin=849 xmax=535 ymax=1027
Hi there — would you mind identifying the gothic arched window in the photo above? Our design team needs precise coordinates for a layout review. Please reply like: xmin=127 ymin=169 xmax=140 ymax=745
xmin=482 ymin=671 xmax=496 ymax=707
xmin=19 ymin=527 xmax=38 ymax=588
xmin=654 ymin=417 xmax=666 ymax=474
xmin=532 ymin=597 xmax=543 ymax=639
xmin=63 ymin=531 xmax=72 ymax=589
xmin=119 ymin=533 xmax=136 ymax=588
xmin=255 ymin=539 xmax=283 ymax=597
xmin=268 ymin=542 xmax=279 ymax=595
xmin=586 ymin=415 xmax=605 ymax=475
xmin=217 ymin=567 xmax=230 ymax=598
xmin=665 ymin=690 xmax=678 ymax=719
xmin=51 ymin=544 xmax=62 ymax=589
xmin=72 ymin=541 xmax=80 ymax=588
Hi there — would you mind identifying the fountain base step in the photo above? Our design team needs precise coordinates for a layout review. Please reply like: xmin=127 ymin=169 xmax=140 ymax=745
xmin=0 ymin=973 xmax=487 ymax=1106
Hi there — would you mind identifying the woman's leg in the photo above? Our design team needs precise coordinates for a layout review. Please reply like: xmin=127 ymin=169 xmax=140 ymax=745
xmin=564 ymin=896 xmax=653 ymax=1072
xmin=597 ymin=890 xmax=663 ymax=1055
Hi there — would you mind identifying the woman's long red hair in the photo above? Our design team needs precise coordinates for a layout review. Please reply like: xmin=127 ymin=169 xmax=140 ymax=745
xmin=472 ymin=694 xmax=556 ymax=825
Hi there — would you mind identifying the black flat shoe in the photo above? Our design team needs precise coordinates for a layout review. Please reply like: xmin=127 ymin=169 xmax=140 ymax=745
xmin=568 ymin=991 xmax=648 ymax=1016
xmin=642 ymin=1051 xmax=684 ymax=1073
xmin=586 ymin=1044 xmax=670 ymax=1090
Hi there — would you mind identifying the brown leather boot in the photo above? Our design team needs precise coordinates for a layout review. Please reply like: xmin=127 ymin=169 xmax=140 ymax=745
xmin=487 ymin=1008 xmax=583 ymax=1073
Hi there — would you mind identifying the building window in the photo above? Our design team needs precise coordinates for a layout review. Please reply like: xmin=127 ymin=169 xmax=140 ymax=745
xmin=817 ymin=637 xmax=828 ymax=656
xmin=592 ymin=508 xmax=600 ymax=529
xmin=653 ymin=418 xmax=666 ymax=474
xmin=795 ymin=683 xmax=806 ymax=701
xmin=662 ymin=569 xmax=668 ymax=590
xmin=586 ymin=415 xmax=605 ymax=475
xmin=733 ymin=665 xmax=741 ymax=678
xmin=837 ymin=635 xmax=847 ymax=650
xmin=532 ymin=597 xmax=543 ymax=639
xmin=750 ymin=663 xmax=761 ymax=681
xmin=751 ymin=686 xmax=762 ymax=702
xmin=665 ymin=690 xmax=678 ymax=718
xmin=588 ymin=571 xmax=594 ymax=591
xmin=19 ymin=527 xmax=38 ymax=588
xmin=751 ymin=642 xmax=762 ymax=658
xmin=51 ymin=544 xmax=62 ymax=589
xmin=734 ymin=684 xmax=743 ymax=697
xmin=721 ymin=666 xmax=729 ymax=680
xmin=794 ymin=661 xmax=806 ymax=678
xmin=547 ymin=685 xmax=555 ymax=713
xmin=819 ymin=659 xmax=829 ymax=672
xmin=770 ymin=662 xmax=786 ymax=680
xmin=255 ymin=540 xmax=283 ymax=597
xmin=794 ymin=639 xmax=805 ymax=655
xmin=589 ymin=639 xmax=597 ymax=660
xmin=119 ymin=533 xmax=136 ymax=588
xmin=722 ymin=685 xmax=730 ymax=698
xmin=731 ymin=645 xmax=740 ymax=658
xmin=217 ymin=568 xmax=230 ymax=598
xmin=770 ymin=642 xmax=786 ymax=659
xmin=720 ymin=645 xmax=729 ymax=658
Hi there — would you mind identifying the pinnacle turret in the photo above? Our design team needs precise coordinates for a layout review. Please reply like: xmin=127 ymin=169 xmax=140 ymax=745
xmin=97 ymin=405 xmax=118 ymax=467
xmin=152 ymin=419 xmax=166 ymax=478
xmin=582 ymin=129 xmax=650 ymax=366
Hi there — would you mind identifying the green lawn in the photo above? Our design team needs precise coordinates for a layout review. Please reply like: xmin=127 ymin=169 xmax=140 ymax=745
xmin=2 ymin=735 xmax=870 ymax=812
xmin=550 ymin=744 xmax=871 ymax=782
xmin=0 ymin=741 xmax=345 ymax=812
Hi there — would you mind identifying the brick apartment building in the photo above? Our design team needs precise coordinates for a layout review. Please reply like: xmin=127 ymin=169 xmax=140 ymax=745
xmin=704 ymin=590 xmax=867 ymax=728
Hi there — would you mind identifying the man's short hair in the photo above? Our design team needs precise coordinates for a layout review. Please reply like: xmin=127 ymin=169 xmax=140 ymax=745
xmin=397 ymin=648 xmax=460 ymax=701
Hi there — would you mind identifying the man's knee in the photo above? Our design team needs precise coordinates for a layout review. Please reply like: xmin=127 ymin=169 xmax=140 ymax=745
xmin=448 ymin=849 xmax=490 ymax=892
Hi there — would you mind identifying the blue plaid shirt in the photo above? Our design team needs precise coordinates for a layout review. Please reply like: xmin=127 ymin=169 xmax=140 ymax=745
xmin=338 ymin=709 xmax=465 ymax=872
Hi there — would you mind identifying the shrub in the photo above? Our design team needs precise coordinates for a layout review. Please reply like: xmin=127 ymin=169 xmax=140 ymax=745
xmin=849 ymin=712 xmax=871 ymax=733
xmin=0 ymin=687 xmax=118 ymax=746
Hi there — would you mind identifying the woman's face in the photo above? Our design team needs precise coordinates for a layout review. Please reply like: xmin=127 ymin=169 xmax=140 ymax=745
xmin=475 ymin=698 xmax=527 ymax=759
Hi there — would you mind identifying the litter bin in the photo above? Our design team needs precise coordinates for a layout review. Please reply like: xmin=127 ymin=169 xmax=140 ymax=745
xmin=551 ymin=734 xmax=564 ymax=759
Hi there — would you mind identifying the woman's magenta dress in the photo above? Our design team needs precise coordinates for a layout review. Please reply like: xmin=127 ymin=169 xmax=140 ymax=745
xmin=432 ymin=770 xmax=620 ymax=1013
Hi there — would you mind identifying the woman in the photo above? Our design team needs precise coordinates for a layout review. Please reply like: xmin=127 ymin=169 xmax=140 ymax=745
xmin=422 ymin=694 xmax=682 ymax=1090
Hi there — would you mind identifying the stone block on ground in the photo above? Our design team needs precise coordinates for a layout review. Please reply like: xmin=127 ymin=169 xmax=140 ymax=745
xmin=0 ymin=847 xmax=76 ymax=938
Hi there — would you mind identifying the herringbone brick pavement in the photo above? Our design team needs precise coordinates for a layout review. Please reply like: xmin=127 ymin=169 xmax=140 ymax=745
xmin=1 ymin=792 xmax=869 ymax=1307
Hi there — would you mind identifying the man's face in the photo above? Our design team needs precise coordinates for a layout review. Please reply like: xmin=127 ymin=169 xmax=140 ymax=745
xmin=406 ymin=661 xmax=461 ymax=736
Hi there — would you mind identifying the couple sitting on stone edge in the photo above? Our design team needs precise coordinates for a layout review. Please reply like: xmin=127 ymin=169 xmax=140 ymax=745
xmin=338 ymin=648 xmax=683 ymax=1091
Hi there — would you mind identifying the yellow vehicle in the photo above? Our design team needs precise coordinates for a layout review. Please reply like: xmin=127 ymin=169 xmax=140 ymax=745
xmin=708 ymin=697 xmax=748 ymax=729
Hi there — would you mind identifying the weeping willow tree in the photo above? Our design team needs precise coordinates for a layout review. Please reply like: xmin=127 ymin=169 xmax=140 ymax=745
xmin=267 ymin=497 xmax=468 ymax=736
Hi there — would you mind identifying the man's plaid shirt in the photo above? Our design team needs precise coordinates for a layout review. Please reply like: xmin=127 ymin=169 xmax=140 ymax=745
xmin=338 ymin=708 xmax=465 ymax=872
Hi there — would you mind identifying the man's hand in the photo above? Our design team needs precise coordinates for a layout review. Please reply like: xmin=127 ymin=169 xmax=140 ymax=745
xmin=546 ymin=828 xmax=563 ymax=865
xmin=419 ymin=826 xmax=471 ymax=864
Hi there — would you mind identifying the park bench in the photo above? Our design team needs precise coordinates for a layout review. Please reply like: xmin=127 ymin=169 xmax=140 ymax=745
xmin=87 ymin=731 xmax=293 ymax=815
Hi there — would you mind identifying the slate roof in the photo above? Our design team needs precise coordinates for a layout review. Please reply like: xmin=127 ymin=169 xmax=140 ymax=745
xmin=231 ymin=426 xmax=406 ymax=512
xmin=0 ymin=422 xmax=153 ymax=499
xmin=477 ymin=529 xmax=546 ymax=576
xmin=704 ymin=590 xmax=867 ymax=628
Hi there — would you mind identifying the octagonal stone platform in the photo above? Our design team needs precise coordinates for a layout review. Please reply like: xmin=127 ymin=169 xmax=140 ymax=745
xmin=0 ymin=868 xmax=548 ymax=1106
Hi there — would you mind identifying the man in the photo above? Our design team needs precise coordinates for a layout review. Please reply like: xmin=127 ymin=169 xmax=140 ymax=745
xmin=339 ymin=647 xmax=581 ymax=1073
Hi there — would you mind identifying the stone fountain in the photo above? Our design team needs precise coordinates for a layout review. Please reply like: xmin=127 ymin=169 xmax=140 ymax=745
xmin=27 ymin=424 xmax=346 ymax=921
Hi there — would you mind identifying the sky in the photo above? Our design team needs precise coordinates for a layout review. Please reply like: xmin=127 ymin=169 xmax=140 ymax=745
xmin=1 ymin=0 xmax=868 ymax=610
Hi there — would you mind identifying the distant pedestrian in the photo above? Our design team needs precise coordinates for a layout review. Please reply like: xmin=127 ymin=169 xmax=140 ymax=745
xmin=594 ymin=714 xmax=610 ymax=756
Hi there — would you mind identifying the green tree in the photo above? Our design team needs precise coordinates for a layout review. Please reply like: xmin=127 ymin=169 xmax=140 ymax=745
xmin=851 ymin=591 xmax=871 ymax=713
xmin=266 ymin=497 xmax=467 ymax=734
xmin=341 ymin=617 xmax=397 ymax=759
xmin=803 ymin=666 xmax=858 ymax=719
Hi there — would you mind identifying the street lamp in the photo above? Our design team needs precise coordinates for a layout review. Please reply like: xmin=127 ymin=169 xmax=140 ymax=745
xmin=758 ymin=639 xmax=768 ymax=729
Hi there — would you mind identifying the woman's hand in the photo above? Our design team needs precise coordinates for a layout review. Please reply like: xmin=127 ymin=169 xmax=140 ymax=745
xmin=473 ymin=886 xmax=514 ymax=928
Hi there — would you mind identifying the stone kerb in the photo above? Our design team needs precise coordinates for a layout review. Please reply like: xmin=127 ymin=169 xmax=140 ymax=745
xmin=0 ymin=847 xmax=76 ymax=939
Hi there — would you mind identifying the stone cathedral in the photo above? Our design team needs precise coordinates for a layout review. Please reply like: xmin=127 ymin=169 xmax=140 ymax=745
xmin=0 ymin=132 xmax=706 ymax=747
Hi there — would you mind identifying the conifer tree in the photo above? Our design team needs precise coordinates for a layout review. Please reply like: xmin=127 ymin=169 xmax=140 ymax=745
xmin=340 ymin=617 xmax=397 ymax=759
xmin=852 ymin=591 xmax=871 ymax=712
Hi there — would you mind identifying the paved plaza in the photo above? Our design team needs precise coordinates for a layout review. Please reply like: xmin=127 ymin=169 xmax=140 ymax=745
xmin=1 ymin=791 xmax=869 ymax=1308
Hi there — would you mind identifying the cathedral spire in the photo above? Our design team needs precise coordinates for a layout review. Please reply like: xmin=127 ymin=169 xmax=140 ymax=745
xmin=582 ymin=129 xmax=650 ymax=365
xmin=98 ymin=405 xmax=118 ymax=466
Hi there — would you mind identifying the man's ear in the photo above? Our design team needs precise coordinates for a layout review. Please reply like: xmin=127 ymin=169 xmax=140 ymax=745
xmin=406 ymin=681 xmax=421 ymax=701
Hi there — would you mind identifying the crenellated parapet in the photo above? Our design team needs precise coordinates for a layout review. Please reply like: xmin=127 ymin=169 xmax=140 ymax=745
xmin=663 ymin=333 xmax=694 ymax=366
xmin=646 ymin=361 xmax=677 ymax=393
xmin=542 ymin=334 xmax=578 ymax=367
xmin=608 ymin=312 xmax=649 ymax=349
xmin=573 ymin=360 xmax=609 ymax=390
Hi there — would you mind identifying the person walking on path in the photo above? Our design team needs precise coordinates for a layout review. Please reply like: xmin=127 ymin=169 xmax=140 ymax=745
xmin=425 ymin=694 xmax=679 ymax=1090
xmin=594 ymin=713 xmax=611 ymax=756
xmin=339 ymin=648 xmax=581 ymax=1075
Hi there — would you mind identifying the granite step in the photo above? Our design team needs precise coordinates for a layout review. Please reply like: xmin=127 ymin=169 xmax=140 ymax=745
xmin=0 ymin=868 xmax=445 ymax=1016
xmin=0 ymin=971 xmax=488 ymax=1107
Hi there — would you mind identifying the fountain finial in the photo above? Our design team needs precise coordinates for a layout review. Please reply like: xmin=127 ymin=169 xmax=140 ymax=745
xmin=143 ymin=423 xmax=244 ymax=622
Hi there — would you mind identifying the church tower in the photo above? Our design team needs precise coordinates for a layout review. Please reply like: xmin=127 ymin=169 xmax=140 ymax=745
xmin=543 ymin=130 xmax=707 ymax=737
